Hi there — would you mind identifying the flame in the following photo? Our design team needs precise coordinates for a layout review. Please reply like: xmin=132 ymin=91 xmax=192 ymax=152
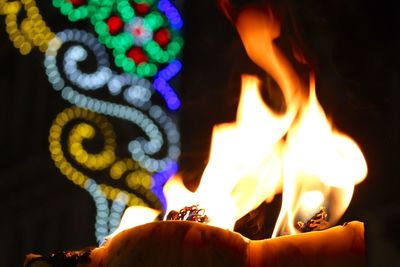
xmin=111 ymin=5 xmax=367 ymax=238
xmin=107 ymin=206 xmax=160 ymax=239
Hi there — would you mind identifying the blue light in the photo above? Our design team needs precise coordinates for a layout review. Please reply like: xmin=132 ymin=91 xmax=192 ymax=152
xmin=158 ymin=59 xmax=182 ymax=80
xmin=153 ymin=78 xmax=181 ymax=110
xmin=109 ymin=193 xmax=128 ymax=234
xmin=153 ymin=60 xmax=182 ymax=110
xmin=151 ymin=161 xmax=178 ymax=210
xmin=158 ymin=0 xmax=183 ymax=31
xmin=84 ymin=178 xmax=110 ymax=244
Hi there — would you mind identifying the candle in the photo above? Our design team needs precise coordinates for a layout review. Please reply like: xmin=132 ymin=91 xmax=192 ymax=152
xmin=25 ymin=220 xmax=364 ymax=267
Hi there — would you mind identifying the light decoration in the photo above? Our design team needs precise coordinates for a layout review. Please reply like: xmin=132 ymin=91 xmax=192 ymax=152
xmin=108 ymin=192 xmax=129 ymax=234
xmin=84 ymin=178 xmax=110 ymax=243
xmin=0 ymin=0 xmax=183 ymax=240
xmin=53 ymin=0 xmax=184 ymax=78
xmin=153 ymin=59 xmax=182 ymax=110
xmin=68 ymin=122 xmax=116 ymax=171
xmin=0 ymin=0 xmax=55 ymax=55
xmin=52 ymin=0 xmax=113 ymax=22
xmin=45 ymin=29 xmax=181 ymax=174
xmin=48 ymin=106 xmax=159 ymax=208
xmin=63 ymin=45 xmax=112 ymax=90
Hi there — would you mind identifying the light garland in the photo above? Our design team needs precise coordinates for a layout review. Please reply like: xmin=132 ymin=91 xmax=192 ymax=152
xmin=49 ymin=106 xmax=156 ymax=207
xmin=63 ymin=45 xmax=112 ymax=91
xmin=84 ymin=178 xmax=110 ymax=243
xmin=0 ymin=0 xmax=183 ymax=239
xmin=68 ymin=122 xmax=116 ymax=171
xmin=0 ymin=0 xmax=55 ymax=54
xmin=45 ymin=30 xmax=181 ymax=175
xmin=153 ymin=59 xmax=182 ymax=110
xmin=108 ymin=192 xmax=128 ymax=234
xmin=53 ymin=0 xmax=184 ymax=77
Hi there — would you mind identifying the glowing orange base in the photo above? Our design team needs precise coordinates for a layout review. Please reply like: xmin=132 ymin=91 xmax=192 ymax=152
xmin=25 ymin=221 xmax=365 ymax=267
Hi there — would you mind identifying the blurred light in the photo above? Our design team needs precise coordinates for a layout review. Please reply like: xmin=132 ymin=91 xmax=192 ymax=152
xmin=63 ymin=44 xmax=112 ymax=90
xmin=108 ymin=192 xmax=128 ymax=234
xmin=84 ymin=178 xmax=110 ymax=244
xmin=53 ymin=0 xmax=183 ymax=78
xmin=45 ymin=29 xmax=181 ymax=112
xmin=59 ymin=87 xmax=180 ymax=173
xmin=125 ymin=17 xmax=153 ymax=46
xmin=46 ymin=32 xmax=181 ymax=174
xmin=49 ymin=106 xmax=151 ymax=209
xmin=153 ymin=60 xmax=182 ymax=110
xmin=157 ymin=0 xmax=183 ymax=30
xmin=68 ymin=122 xmax=116 ymax=170
xmin=1 ymin=0 xmax=55 ymax=54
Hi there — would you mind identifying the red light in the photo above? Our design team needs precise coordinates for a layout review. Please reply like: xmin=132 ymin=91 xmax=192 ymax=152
xmin=126 ymin=47 xmax=148 ymax=64
xmin=154 ymin=28 xmax=171 ymax=48
xmin=68 ymin=0 xmax=86 ymax=7
xmin=133 ymin=3 xmax=151 ymax=16
xmin=107 ymin=16 xmax=124 ymax=35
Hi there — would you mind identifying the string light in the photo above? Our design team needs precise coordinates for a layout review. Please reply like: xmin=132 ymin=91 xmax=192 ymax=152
xmin=1 ymin=0 xmax=55 ymax=54
xmin=63 ymin=44 xmax=112 ymax=90
xmin=108 ymin=192 xmax=128 ymax=234
xmin=46 ymin=29 xmax=180 ymax=112
xmin=59 ymin=87 xmax=181 ymax=173
xmin=84 ymin=178 xmax=110 ymax=244
xmin=157 ymin=0 xmax=183 ymax=31
xmin=0 ymin=0 xmax=184 ymax=237
xmin=53 ymin=0 xmax=184 ymax=77
xmin=45 ymin=30 xmax=181 ymax=175
xmin=153 ymin=59 xmax=182 ymax=110
xmin=49 ymin=106 xmax=155 ymax=208
xmin=151 ymin=160 xmax=178 ymax=210
xmin=68 ymin=122 xmax=116 ymax=171
xmin=52 ymin=0 xmax=113 ymax=22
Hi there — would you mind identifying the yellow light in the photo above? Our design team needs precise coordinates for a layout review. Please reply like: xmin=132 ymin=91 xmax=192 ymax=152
xmin=68 ymin=122 xmax=116 ymax=171
xmin=0 ymin=0 xmax=55 ymax=55
xmin=49 ymin=106 xmax=157 ymax=207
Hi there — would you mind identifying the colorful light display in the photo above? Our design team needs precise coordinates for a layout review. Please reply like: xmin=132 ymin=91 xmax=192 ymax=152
xmin=45 ymin=29 xmax=181 ymax=174
xmin=1 ymin=0 xmax=183 ymax=243
xmin=53 ymin=0 xmax=183 ymax=78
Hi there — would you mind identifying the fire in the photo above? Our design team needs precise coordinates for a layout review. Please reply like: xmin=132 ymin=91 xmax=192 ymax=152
xmin=110 ymin=6 xmax=367 ymax=238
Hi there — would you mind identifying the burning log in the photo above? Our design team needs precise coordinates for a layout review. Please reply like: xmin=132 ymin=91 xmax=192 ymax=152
xmin=25 ymin=220 xmax=365 ymax=267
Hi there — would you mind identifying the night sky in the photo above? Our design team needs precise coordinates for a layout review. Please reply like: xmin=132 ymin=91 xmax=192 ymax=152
xmin=0 ymin=0 xmax=399 ymax=266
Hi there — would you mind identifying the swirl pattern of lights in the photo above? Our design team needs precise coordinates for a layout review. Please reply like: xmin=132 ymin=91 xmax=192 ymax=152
xmin=45 ymin=29 xmax=181 ymax=175
xmin=49 ymin=106 xmax=159 ymax=206
xmin=1 ymin=0 xmax=183 ymax=239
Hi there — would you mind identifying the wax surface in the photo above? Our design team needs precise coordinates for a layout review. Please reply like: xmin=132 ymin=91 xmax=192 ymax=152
xmin=85 ymin=221 xmax=365 ymax=267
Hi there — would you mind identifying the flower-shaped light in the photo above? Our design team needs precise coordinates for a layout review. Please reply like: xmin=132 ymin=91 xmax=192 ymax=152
xmin=53 ymin=0 xmax=183 ymax=77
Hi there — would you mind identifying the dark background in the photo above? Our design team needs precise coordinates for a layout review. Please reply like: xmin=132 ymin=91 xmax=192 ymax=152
xmin=0 ymin=0 xmax=399 ymax=266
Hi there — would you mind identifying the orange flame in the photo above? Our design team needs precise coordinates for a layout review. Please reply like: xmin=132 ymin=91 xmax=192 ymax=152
xmin=111 ymin=5 xmax=367 ymax=237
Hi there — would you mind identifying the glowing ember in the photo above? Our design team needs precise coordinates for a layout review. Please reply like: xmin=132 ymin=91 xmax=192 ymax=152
xmin=110 ymin=5 xmax=367 ymax=238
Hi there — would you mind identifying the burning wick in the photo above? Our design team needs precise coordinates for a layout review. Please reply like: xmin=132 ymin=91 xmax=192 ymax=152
xmin=166 ymin=205 xmax=210 ymax=224
xmin=296 ymin=207 xmax=329 ymax=233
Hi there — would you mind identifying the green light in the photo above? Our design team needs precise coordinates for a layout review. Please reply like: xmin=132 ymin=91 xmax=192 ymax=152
xmin=137 ymin=63 xmax=157 ymax=77
xmin=53 ymin=0 xmax=62 ymax=8
xmin=95 ymin=22 xmax=108 ymax=35
xmin=114 ymin=53 xmax=125 ymax=67
xmin=60 ymin=2 xmax=73 ymax=16
xmin=122 ymin=58 xmax=136 ymax=73
xmin=117 ymin=2 xmax=135 ymax=22
xmin=134 ymin=0 xmax=155 ymax=4
xmin=144 ymin=12 xmax=164 ymax=30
